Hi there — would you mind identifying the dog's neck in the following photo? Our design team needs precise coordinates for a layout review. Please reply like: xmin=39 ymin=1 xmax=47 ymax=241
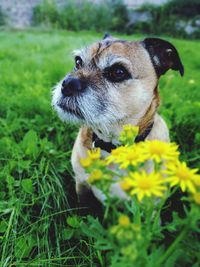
xmin=92 ymin=87 xmax=160 ymax=144
xmin=92 ymin=114 xmax=147 ymax=145
xmin=138 ymin=86 xmax=160 ymax=133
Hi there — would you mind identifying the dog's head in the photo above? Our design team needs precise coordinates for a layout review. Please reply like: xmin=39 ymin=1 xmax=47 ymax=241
xmin=52 ymin=35 xmax=183 ymax=134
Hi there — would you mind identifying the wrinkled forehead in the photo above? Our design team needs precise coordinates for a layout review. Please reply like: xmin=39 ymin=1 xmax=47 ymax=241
xmin=73 ymin=39 xmax=143 ymax=69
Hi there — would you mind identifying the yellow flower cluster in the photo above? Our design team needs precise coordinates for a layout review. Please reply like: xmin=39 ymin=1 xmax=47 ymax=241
xmin=87 ymin=169 xmax=103 ymax=183
xmin=164 ymin=161 xmax=200 ymax=193
xmin=110 ymin=215 xmax=141 ymax=262
xmin=120 ymin=162 xmax=200 ymax=202
xmin=118 ymin=215 xmax=131 ymax=227
xmin=119 ymin=124 xmax=139 ymax=144
xmin=107 ymin=143 xmax=147 ymax=168
xmin=79 ymin=147 xmax=111 ymax=186
xmin=111 ymin=215 xmax=141 ymax=241
xmin=80 ymin=148 xmax=101 ymax=168
xmin=80 ymin=125 xmax=200 ymax=204
xmin=144 ymin=140 xmax=179 ymax=163
xmin=107 ymin=139 xmax=179 ymax=168
xmin=120 ymin=171 xmax=166 ymax=201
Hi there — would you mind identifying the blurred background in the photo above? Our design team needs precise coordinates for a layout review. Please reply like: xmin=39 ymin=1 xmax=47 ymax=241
xmin=0 ymin=1 xmax=200 ymax=266
xmin=0 ymin=0 xmax=200 ymax=38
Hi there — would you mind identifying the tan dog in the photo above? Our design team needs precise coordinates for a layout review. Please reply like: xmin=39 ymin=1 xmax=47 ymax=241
xmin=52 ymin=35 xmax=184 ymax=204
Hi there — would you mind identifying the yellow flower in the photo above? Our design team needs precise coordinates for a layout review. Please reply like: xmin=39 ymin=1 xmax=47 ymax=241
xmin=193 ymin=192 xmax=200 ymax=205
xmin=88 ymin=169 xmax=103 ymax=183
xmin=164 ymin=161 xmax=198 ymax=193
xmin=106 ymin=146 xmax=128 ymax=164
xmin=87 ymin=148 xmax=101 ymax=160
xmin=143 ymin=140 xmax=179 ymax=163
xmin=107 ymin=144 xmax=147 ymax=168
xmin=80 ymin=157 xmax=92 ymax=168
xmin=122 ymin=124 xmax=139 ymax=137
xmin=120 ymin=179 xmax=133 ymax=191
xmin=120 ymin=145 xmax=147 ymax=168
xmin=80 ymin=148 xmax=101 ymax=168
xmin=128 ymin=171 xmax=166 ymax=201
xmin=119 ymin=124 xmax=139 ymax=144
xmin=118 ymin=215 xmax=130 ymax=227
xmin=192 ymin=174 xmax=200 ymax=187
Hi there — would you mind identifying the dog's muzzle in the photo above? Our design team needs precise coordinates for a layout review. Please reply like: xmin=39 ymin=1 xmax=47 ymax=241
xmin=61 ymin=77 xmax=86 ymax=97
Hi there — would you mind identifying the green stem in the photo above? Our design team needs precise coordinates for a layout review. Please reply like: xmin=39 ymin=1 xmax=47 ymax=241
xmin=156 ymin=225 xmax=188 ymax=267
xmin=146 ymin=199 xmax=154 ymax=230
xmin=103 ymin=199 xmax=110 ymax=220
xmin=152 ymin=187 xmax=178 ymax=233
xmin=135 ymin=202 xmax=141 ymax=225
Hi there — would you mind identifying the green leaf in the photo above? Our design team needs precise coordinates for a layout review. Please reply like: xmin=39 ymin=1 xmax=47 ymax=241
xmin=164 ymin=249 xmax=183 ymax=267
xmin=6 ymin=175 xmax=14 ymax=185
xmin=15 ymin=236 xmax=35 ymax=259
xmin=62 ymin=228 xmax=74 ymax=240
xmin=0 ymin=220 xmax=8 ymax=233
xmin=20 ymin=130 xmax=39 ymax=158
xmin=18 ymin=160 xmax=31 ymax=171
xmin=21 ymin=179 xmax=33 ymax=194
xmin=80 ymin=216 xmax=107 ymax=240
xmin=67 ymin=216 xmax=80 ymax=228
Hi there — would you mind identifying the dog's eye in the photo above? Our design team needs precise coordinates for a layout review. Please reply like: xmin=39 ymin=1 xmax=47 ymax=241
xmin=75 ymin=56 xmax=83 ymax=70
xmin=104 ymin=64 xmax=131 ymax=83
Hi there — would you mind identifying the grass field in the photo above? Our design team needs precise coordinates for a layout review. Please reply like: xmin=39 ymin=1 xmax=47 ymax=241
xmin=0 ymin=29 xmax=200 ymax=266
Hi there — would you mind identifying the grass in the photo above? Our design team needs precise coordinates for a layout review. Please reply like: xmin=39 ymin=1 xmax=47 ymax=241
xmin=0 ymin=29 xmax=200 ymax=266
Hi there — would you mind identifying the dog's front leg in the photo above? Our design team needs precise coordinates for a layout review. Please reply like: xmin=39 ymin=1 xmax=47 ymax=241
xmin=71 ymin=127 xmax=92 ymax=196
xmin=71 ymin=127 xmax=103 ymax=217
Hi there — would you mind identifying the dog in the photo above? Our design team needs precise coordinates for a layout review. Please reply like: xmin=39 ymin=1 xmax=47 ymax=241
xmin=52 ymin=34 xmax=184 ymax=207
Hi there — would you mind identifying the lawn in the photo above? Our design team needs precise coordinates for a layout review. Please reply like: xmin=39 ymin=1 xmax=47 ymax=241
xmin=0 ymin=29 xmax=200 ymax=266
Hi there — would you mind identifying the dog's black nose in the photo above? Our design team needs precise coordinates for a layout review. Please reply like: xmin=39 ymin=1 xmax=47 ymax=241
xmin=61 ymin=77 xmax=85 ymax=96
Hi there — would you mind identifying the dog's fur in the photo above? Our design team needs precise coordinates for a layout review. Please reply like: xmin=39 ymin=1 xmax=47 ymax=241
xmin=52 ymin=35 xmax=184 ymax=204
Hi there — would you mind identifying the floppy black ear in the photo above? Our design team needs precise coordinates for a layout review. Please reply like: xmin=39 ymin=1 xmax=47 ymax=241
xmin=142 ymin=38 xmax=184 ymax=77
xmin=103 ymin=33 xmax=112 ymax=40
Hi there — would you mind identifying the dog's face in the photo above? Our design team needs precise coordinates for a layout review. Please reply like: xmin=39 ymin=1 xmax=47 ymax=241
xmin=52 ymin=35 xmax=183 ymax=133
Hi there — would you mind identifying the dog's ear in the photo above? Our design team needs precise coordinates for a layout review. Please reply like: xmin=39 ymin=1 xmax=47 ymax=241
xmin=142 ymin=38 xmax=184 ymax=77
xmin=103 ymin=33 xmax=112 ymax=40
